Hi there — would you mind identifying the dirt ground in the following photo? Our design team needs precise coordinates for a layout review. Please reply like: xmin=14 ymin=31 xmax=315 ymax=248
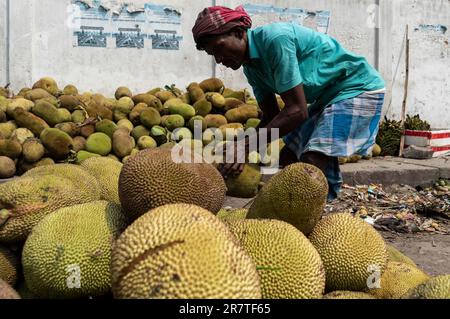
xmin=223 ymin=196 xmax=450 ymax=277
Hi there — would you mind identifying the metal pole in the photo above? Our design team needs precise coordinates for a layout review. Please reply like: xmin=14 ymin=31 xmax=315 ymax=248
xmin=5 ymin=0 xmax=11 ymax=85
xmin=399 ymin=25 xmax=410 ymax=157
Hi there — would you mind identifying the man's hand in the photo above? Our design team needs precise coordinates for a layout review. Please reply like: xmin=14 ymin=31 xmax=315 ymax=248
xmin=217 ymin=140 xmax=247 ymax=179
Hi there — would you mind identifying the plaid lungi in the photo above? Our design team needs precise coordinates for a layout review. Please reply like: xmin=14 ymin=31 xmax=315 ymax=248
xmin=283 ymin=92 xmax=385 ymax=200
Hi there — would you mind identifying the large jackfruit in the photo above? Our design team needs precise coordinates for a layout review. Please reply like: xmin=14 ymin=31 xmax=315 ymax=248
xmin=0 ymin=245 xmax=19 ymax=286
xmin=80 ymin=157 xmax=123 ymax=204
xmin=386 ymin=244 xmax=417 ymax=267
xmin=216 ymin=208 xmax=248 ymax=223
xmin=403 ymin=275 xmax=450 ymax=299
xmin=22 ymin=201 xmax=127 ymax=299
xmin=308 ymin=213 xmax=388 ymax=292
xmin=111 ymin=204 xmax=261 ymax=299
xmin=247 ymin=163 xmax=328 ymax=235
xmin=226 ymin=219 xmax=325 ymax=299
xmin=366 ymin=262 xmax=430 ymax=299
xmin=118 ymin=148 xmax=226 ymax=221
xmin=23 ymin=163 xmax=101 ymax=200
xmin=225 ymin=164 xmax=262 ymax=198
xmin=0 ymin=279 xmax=20 ymax=299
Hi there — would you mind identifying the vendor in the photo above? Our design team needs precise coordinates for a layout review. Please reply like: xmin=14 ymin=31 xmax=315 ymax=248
xmin=192 ymin=6 xmax=386 ymax=200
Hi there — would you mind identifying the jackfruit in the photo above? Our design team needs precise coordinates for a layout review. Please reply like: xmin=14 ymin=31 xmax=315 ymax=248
xmin=62 ymin=84 xmax=78 ymax=96
xmin=245 ymin=118 xmax=261 ymax=130
xmin=308 ymin=213 xmax=388 ymax=292
xmin=39 ymin=128 xmax=73 ymax=160
xmin=188 ymin=115 xmax=207 ymax=132
xmin=206 ymin=93 xmax=226 ymax=109
xmin=17 ymin=157 xmax=55 ymax=175
xmin=140 ymin=108 xmax=161 ymax=128
xmin=79 ymin=157 xmax=123 ymax=204
xmin=115 ymin=97 xmax=134 ymax=115
xmin=0 ymin=279 xmax=20 ymax=299
xmin=76 ymin=150 xmax=101 ymax=163
xmin=0 ymin=122 xmax=17 ymax=139
xmin=11 ymin=128 xmax=34 ymax=145
xmin=0 ymin=139 xmax=22 ymax=159
xmin=129 ymin=103 xmax=148 ymax=124
xmin=110 ymin=204 xmax=261 ymax=299
xmin=224 ymin=97 xmax=245 ymax=112
xmin=366 ymin=262 xmax=430 ymax=299
xmin=72 ymin=136 xmax=86 ymax=152
xmin=80 ymin=124 xmax=95 ymax=138
xmin=223 ymin=90 xmax=246 ymax=102
xmin=150 ymin=125 xmax=168 ymax=146
xmin=116 ymin=119 xmax=134 ymax=133
xmin=0 ymin=245 xmax=19 ymax=286
xmin=219 ymin=123 xmax=245 ymax=141
xmin=226 ymin=219 xmax=325 ymax=299
xmin=247 ymin=163 xmax=328 ymax=235
xmin=86 ymin=132 xmax=112 ymax=156
xmin=0 ymin=87 xmax=12 ymax=98
xmin=32 ymin=77 xmax=59 ymax=96
xmin=205 ymin=114 xmax=228 ymax=128
xmin=323 ymin=291 xmax=376 ymax=299
xmin=155 ymin=90 xmax=176 ymax=104
xmin=7 ymin=98 xmax=34 ymax=117
xmin=162 ymin=114 xmax=185 ymax=131
xmin=24 ymin=88 xmax=52 ymax=102
xmin=372 ymin=144 xmax=382 ymax=157
xmin=216 ymin=208 xmax=248 ymax=222
xmin=137 ymin=136 xmax=157 ymax=150
xmin=94 ymin=119 xmax=117 ymax=138
xmin=112 ymin=128 xmax=135 ymax=158
xmin=225 ymin=164 xmax=262 ymax=198
xmin=199 ymin=78 xmax=224 ymax=93
xmin=86 ymin=102 xmax=113 ymax=121
xmin=225 ymin=104 xmax=259 ymax=123
xmin=0 ymin=156 xmax=16 ymax=178
xmin=0 ymin=174 xmax=99 ymax=243
xmin=168 ymin=103 xmax=196 ymax=120
xmin=386 ymin=245 xmax=417 ymax=267
xmin=115 ymin=87 xmax=132 ymax=100
xmin=22 ymin=201 xmax=127 ymax=299
xmin=11 ymin=109 xmax=48 ymax=137
xmin=187 ymin=83 xmax=205 ymax=104
xmin=132 ymin=94 xmax=163 ymax=112
xmin=118 ymin=148 xmax=226 ymax=221
xmin=55 ymin=122 xmax=80 ymax=137
xmin=31 ymin=100 xmax=68 ymax=127
xmin=131 ymin=125 xmax=150 ymax=141
xmin=171 ymin=127 xmax=193 ymax=142
xmin=180 ymin=92 xmax=191 ymax=104
xmin=22 ymin=138 xmax=45 ymax=163
xmin=71 ymin=109 xmax=86 ymax=123
xmin=193 ymin=99 xmax=212 ymax=117
xmin=402 ymin=275 xmax=450 ymax=299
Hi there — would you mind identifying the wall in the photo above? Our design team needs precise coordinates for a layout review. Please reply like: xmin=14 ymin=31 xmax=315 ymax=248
xmin=0 ymin=0 xmax=449 ymax=128
xmin=387 ymin=0 xmax=450 ymax=129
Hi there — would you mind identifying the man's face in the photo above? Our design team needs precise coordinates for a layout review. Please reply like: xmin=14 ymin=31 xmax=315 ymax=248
xmin=202 ymin=33 xmax=247 ymax=70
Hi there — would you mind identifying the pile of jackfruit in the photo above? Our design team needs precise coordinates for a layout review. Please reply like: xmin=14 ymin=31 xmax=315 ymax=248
xmin=0 ymin=77 xmax=272 ymax=179
xmin=0 ymin=148 xmax=448 ymax=300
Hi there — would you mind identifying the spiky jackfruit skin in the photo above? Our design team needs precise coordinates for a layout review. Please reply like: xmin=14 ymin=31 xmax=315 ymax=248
xmin=386 ymin=245 xmax=417 ymax=267
xmin=0 ymin=175 xmax=100 ymax=243
xmin=0 ymin=279 xmax=20 ymax=299
xmin=403 ymin=275 xmax=450 ymax=299
xmin=111 ymin=204 xmax=261 ymax=299
xmin=22 ymin=201 xmax=127 ymax=299
xmin=323 ymin=291 xmax=376 ymax=299
xmin=0 ymin=246 xmax=19 ymax=286
xmin=217 ymin=208 xmax=248 ymax=222
xmin=80 ymin=157 xmax=123 ymax=204
xmin=247 ymin=163 xmax=328 ymax=235
xmin=225 ymin=164 xmax=262 ymax=198
xmin=118 ymin=148 xmax=226 ymax=221
xmin=366 ymin=262 xmax=430 ymax=299
xmin=23 ymin=164 xmax=101 ymax=200
xmin=226 ymin=219 xmax=325 ymax=299
xmin=308 ymin=213 xmax=388 ymax=293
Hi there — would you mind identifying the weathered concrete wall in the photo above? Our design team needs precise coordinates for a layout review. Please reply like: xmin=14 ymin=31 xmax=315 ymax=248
xmin=387 ymin=0 xmax=450 ymax=129
xmin=0 ymin=0 xmax=449 ymax=128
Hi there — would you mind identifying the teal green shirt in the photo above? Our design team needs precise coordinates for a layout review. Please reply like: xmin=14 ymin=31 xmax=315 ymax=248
xmin=243 ymin=23 xmax=385 ymax=106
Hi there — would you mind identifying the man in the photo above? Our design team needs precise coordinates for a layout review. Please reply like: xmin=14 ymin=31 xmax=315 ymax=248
xmin=192 ymin=6 xmax=385 ymax=200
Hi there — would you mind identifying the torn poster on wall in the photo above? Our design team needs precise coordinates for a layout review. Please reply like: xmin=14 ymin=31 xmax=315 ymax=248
xmin=243 ymin=4 xmax=331 ymax=34
xmin=415 ymin=24 xmax=447 ymax=34
xmin=70 ymin=1 xmax=182 ymax=50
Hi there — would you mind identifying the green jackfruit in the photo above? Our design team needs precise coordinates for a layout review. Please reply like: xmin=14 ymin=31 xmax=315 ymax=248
xmin=39 ymin=128 xmax=73 ymax=160
xmin=112 ymin=128 xmax=135 ymax=158
xmin=132 ymin=94 xmax=163 ymax=111
xmin=225 ymin=164 xmax=262 ymax=198
xmin=95 ymin=119 xmax=118 ymax=138
xmin=162 ymin=114 xmax=185 ymax=131
xmin=205 ymin=114 xmax=228 ymax=128
xmin=32 ymin=77 xmax=59 ymax=95
xmin=0 ymin=139 xmax=22 ymax=159
xmin=199 ymin=77 xmax=224 ymax=93
xmin=115 ymin=87 xmax=132 ymax=100
xmin=86 ymin=132 xmax=112 ymax=156
xmin=140 ymin=108 xmax=161 ymax=128
xmin=0 ymin=156 xmax=16 ymax=179
xmin=22 ymin=138 xmax=45 ymax=163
